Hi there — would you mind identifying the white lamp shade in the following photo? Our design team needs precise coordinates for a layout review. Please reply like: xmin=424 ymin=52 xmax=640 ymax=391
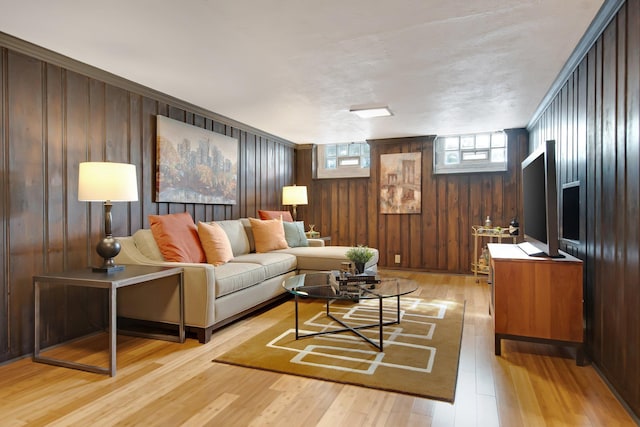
xmin=282 ymin=185 xmax=308 ymax=206
xmin=78 ymin=162 xmax=139 ymax=202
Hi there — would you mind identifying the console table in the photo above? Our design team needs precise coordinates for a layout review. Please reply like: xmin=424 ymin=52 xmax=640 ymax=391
xmin=33 ymin=265 xmax=184 ymax=376
xmin=488 ymin=243 xmax=584 ymax=365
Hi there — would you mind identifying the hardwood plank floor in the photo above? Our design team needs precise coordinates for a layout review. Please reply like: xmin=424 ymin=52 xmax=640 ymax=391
xmin=0 ymin=271 xmax=635 ymax=426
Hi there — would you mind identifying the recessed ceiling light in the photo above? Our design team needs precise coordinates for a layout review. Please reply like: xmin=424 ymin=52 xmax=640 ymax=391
xmin=350 ymin=106 xmax=393 ymax=118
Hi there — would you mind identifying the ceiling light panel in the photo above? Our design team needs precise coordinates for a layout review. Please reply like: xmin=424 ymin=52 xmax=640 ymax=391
xmin=350 ymin=106 xmax=393 ymax=118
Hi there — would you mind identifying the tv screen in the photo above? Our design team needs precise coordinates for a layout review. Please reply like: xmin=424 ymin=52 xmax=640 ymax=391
xmin=520 ymin=140 xmax=561 ymax=258
xmin=562 ymin=181 xmax=580 ymax=241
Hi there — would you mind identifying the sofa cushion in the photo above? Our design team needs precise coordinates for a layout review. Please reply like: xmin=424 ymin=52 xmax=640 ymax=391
xmin=239 ymin=218 xmax=255 ymax=253
xmin=231 ymin=252 xmax=297 ymax=279
xmin=197 ymin=221 xmax=234 ymax=266
xmin=132 ymin=229 xmax=164 ymax=261
xmin=215 ymin=219 xmax=250 ymax=256
xmin=283 ymin=221 xmax=309 ymax=248
xmin=248 ymin=218 xmax=288 ymax=253
xmin=214 ymin=262 xmax=266 ymax=298
xmin=149 ymin=212 xmax=206 ymax=263
xmin=258 ymin=210 xmax=293 ymax=222
xmin=277 ymin=246 xmax=379 ymax=271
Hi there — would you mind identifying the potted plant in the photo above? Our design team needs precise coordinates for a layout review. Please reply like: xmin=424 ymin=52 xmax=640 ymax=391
xmin=346 ymin=245 xmax=375 ymax=274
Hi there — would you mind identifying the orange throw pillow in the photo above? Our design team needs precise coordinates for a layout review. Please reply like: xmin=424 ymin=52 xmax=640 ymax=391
xmin=248 ymin=217 xmax=288 ymax=253
xmin=257 ymin=210 xmax=294 ymax=222
xmin=148 ymin=212 xmax=206 ymax=263
xmin=197 ymin=221 xmax=234 ymax=266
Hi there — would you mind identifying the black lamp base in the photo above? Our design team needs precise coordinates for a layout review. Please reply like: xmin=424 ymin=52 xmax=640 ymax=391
xmin=94 ymin=234 xmax=124 ymax=274
xmin=92 ymin=264 xmax=125 ymax=274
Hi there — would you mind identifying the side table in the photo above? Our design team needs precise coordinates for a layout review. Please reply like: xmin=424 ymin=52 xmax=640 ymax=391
xmin=33 ymin=265 xmax=184 ymax=376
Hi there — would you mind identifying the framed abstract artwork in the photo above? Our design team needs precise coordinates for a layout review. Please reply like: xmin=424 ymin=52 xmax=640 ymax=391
xmin=156 ymin=115 xmax=238 ymax=204
xmin=379 ymin=152 xmax=422 ymax=214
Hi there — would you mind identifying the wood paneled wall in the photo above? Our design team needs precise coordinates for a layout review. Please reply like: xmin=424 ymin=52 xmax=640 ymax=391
xmin=528 ymin=0 xmax=640 ymax=417
xmin=296 ymin=131 xmax=528 ymax=272
xmin=0 ymin=38 xmax=295 ymax=363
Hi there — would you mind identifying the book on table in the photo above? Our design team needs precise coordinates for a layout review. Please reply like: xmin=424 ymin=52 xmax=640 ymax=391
xmin=329 ymin=271 xmax=380 ymax=299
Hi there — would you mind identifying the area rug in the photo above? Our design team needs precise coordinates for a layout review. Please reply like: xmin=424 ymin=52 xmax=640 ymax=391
xmin=213 ymin=296 xmax=465 ymax=402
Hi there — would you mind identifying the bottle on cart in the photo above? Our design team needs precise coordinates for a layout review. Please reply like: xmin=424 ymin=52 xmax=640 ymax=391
xmin=481 ymin=246 xmax=489 ymax=267
xmin=484 ymin=216 xmax=492 ymax=228
xmin=509 ymin=218 xmax=519 ymax=236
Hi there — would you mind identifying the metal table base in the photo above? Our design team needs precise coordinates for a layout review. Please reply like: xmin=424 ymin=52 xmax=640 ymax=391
xmin=293 ymin=291 xmax=403 ymax=351
xmin=34 ymin=265 xmax=184 ymax=376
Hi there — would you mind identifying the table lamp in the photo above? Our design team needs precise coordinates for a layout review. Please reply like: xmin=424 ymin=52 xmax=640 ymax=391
xmin=78 ymin=162 xmax=138 ymax=273
xmin=282 ymin=185 xmax=307 ymax=221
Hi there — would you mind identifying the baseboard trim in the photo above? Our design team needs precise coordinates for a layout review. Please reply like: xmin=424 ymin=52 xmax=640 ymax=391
xmin=592 ymin=362 xmax=640 ymax=424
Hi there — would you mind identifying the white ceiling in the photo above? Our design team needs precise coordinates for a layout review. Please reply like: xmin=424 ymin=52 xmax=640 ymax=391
xmin=0 ymin=0 xmax=604 ymax=144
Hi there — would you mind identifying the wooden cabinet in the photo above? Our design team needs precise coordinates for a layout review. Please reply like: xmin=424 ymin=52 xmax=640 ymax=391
xmin=488 ymin=243 xmax=584 ymax=365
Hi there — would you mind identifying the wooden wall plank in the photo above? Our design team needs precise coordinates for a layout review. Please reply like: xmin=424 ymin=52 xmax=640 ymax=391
xmin=45 ymin=64 xmax=64 ymax=272
xmin=7 ymin=51 xmax=45 ymax=356
xmin=457 ymin=174 xmax=470 ymax=273
xmin=600 ymin=17 xmax=619 ymax=381
xmin=244 ymin=132 xmax=256 ymax=219
xmin=128 ymin=94 xmax=143 ymax=233
xmin=295 ymin=145 xmax=313 ymax=227
xmin=624 ymin=0 xmax=640 ymax=406
xmin=85 ymin=76 xmax=104 ymax=267
xmin=42 ymin=63 xmax=66 ymax=346
xmin=614 ymin=5 xmax=628 ymax=387
xmin=141 ymin=97 xmax=158 ymax=225
xmin=367 ymin=146 xmax=379 ymax=253
xmin=446 ymin=178 xmax=460 ymax=272
xmin=105 ymin=84 xmax=131 ymax=237
xmin=593 ymin=36 xmax=605 ymax=366
xmin=0 ymin=47 xmax=7 ymax=356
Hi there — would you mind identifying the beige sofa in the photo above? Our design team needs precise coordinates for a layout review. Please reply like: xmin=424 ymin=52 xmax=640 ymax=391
xmin=115 ymin=218 xmax=378 ymax=343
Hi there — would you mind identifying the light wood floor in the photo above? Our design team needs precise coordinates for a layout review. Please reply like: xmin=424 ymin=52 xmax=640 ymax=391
xmin=0 ymin=271 xmax=635 ymax=426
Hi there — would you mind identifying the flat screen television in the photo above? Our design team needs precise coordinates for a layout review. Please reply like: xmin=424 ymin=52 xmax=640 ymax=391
xmin=562 ymin=181 xmax=580 ymax=242
xmin=519 ymin=140 xmax=562 ymax=258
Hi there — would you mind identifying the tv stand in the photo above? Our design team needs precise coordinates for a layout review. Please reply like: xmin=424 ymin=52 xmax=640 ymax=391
xmin=488 ymin=243 xmax=584 ymax=365
xmin=516 ymin=241 xmax=566 ymax=258
xmin=516 ymin=241 xmax=545 ymax=257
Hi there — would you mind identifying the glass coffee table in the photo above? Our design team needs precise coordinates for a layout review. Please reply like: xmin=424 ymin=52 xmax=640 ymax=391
xmin=282 ymin=272 xmax=418 ymax=351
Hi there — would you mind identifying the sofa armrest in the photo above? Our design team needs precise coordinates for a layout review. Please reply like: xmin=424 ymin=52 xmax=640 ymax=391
xmin=115 ymin=236 xmax=217 ymax=327
xmin=116 ymin=236 xmax=215 ymax=275
xmin=307 ymin=238 xmax=325 ymax=247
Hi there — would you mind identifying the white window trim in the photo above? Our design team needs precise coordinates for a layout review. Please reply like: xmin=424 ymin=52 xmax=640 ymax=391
xmin=433 ymin=132 xmax=507 ymax=174
xmin=316 ymin=143 xmax=371 ymax=179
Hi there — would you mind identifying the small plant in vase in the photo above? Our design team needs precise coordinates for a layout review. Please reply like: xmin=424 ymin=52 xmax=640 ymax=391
xmin=345 ymin=245 xmax=375 ymax=274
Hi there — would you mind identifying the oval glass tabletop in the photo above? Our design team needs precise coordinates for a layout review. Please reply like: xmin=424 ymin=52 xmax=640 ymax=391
xmin=282 ymin=272 xmax=417 ymax=300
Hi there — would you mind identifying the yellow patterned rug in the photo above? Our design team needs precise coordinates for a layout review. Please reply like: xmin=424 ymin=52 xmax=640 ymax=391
xmin=213 ymin=297 xmax=465 ymax=402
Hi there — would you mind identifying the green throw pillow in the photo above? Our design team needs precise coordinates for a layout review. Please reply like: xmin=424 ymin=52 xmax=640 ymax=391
xmin=283 ymin=221 xmax=309 ymax=248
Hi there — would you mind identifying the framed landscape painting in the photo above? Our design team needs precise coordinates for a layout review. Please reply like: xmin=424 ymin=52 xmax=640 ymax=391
xmin=156 ymin=115 xmax=238 ymax=204
xmin=379 ymin=152 xmax=422 ymax=214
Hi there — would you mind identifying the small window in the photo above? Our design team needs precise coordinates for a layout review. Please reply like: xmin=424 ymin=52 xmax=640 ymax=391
xmin=338 ymin=156 xmax=360 ymax=167
xmin=316 ymin=142 xmax=371 ymax=178
xmin=434 ymin=131 xmax=507 ymax=174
